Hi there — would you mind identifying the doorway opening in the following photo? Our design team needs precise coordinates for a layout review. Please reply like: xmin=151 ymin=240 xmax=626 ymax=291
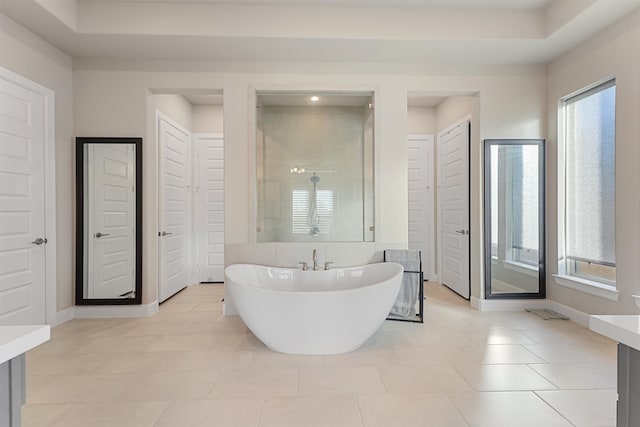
xmin=407 ymin=93 xmax=476 ymax=301
xmin=153 ymin=91 xmax=224 ymax=303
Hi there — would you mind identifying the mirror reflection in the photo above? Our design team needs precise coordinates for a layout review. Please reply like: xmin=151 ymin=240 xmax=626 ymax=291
xmin=484 ymin=139 xmax=545 ymax=298
xmin=76 ymin=137 xmax=142 ymax=305
xmin=256 ymin=91 xmax=374 ymax=242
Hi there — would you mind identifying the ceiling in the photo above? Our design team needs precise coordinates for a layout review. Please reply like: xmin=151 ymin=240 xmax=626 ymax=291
xmin=75 ymin=0 xmax=552 ymax=8
xmin=2 ymin=0 xmax=639 ymax=64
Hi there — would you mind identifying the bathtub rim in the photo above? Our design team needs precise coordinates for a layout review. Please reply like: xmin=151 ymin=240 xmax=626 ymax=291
xmin=224 ymin=262 xmax=404 ymax=295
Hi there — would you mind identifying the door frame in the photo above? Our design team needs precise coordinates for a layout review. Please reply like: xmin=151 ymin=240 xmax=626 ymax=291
xmin=437 ymin=114 xmax=471 ymax=300
xmin=407 ymin=134 xmax=436 ymax=281
xmin=0 ymin=66 xmax=57 ymax=325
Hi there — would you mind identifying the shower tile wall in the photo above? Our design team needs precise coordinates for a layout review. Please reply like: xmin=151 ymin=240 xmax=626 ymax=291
xmin=259 ymin=105 xmax=369 ymax=242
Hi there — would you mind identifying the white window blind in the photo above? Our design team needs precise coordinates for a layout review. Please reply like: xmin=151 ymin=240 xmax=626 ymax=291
xmin=511 ymin=146 xmax=539 ymax=254
xmin=292 ymin=190 xmax=334 ymax=235
xmin=564 ymin=80 xmax=616 ymax=266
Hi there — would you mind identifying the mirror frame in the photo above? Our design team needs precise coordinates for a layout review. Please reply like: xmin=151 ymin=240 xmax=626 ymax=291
xmin=75 ymin=137 xmax=143 ymax=305
xmin=483 ymin=139 xmax=545 ymax=300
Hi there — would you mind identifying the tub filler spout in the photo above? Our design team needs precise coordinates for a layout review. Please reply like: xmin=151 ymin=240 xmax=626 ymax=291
xmin=312 ymin=249 xmax=318 ymax=270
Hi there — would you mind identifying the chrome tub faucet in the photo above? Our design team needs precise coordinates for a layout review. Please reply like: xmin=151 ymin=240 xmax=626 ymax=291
xmin=313 ymin=248 xmax=319 ymax=270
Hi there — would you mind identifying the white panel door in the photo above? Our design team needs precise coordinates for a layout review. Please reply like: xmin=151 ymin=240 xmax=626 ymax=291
xmin=88 ymin=144 xmax=136 ymax=298
xmin=407 ymin=135 xmax=435 ymax=280
xmin=438 ymin=121 xmax=470 ymax=299
xmin=0 ymin=77 xmax=46 ymax=324
xmin=197 ymin=135 xmax=224 ymax=282
xmin=158 ymin=115 xmax=191 ymax=302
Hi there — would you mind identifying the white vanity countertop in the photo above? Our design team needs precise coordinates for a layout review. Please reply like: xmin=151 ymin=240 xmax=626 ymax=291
xmin=590 ymin=315 xmax=640 ymax=351
xmin=0 ymin=325 xmax=50 ymax=364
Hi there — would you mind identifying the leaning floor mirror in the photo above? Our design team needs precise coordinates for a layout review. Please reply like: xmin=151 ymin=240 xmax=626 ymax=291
xmin=76 ymin=137 xmax=142 ymax=305
xmin=484 ymin=139 xmax=545 ymax=299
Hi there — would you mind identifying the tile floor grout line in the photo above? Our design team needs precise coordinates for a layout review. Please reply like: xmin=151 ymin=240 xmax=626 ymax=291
xmin=22 ymin=282 xmax=617 ymax=426
xmin=532 ymin=390 xmax=580 ymax=427
xmin=354 ymin=394 xmax=366 ymax=427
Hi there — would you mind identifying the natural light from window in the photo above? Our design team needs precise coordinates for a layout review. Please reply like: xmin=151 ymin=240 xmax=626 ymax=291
xmin=560 ymin=79 xmax=616 ymax=286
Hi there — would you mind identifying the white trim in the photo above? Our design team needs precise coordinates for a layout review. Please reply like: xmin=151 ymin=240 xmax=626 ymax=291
xmin=437 ymin=113 xmax=473 ymax=138
xmin=559 ymin=75 xmax=617 ymax=103
xmin=489 ymin=278 xmax=529 ymax=294
xmin=471 ymin=296 xmax=547 ymax=312
xmin=0 ymin=67 xmax=57 ymax=326
xmin=470 ymin=297 xmax=590 ymax=328
xmin=222 ymin=302 xmax=239 ymax=316
xmin=503 ymin=260 xmax=538 ymax=278
xmin=553 ymin=274 xmax=620 ymax=302
xmin=548 ymin=300 xmax=590 ymax=328
xmin=52 ymin=302 xmax=161 ymax=327
xmin=633 ymin=295 xmax=640 ymax=309
xmin=52 ymin=308 xmax=74 ymax=327
xmin=73 ymin=301 xmax=159 ymax=319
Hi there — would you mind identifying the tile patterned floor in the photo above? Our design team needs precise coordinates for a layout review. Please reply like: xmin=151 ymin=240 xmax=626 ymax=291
xmin=23 ymin=282 xmax=618 ymax=426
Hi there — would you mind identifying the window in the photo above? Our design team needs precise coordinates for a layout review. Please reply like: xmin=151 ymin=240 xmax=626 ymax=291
xmin=509 ymin=145 xmax=540 ymax=267
xmin=560 ymin=79 xmax=616 ymax=285
xmin=489 ymin=144 xmax=539 ymax=268
xmin=291 ymin=190 xmax=334 ymax=235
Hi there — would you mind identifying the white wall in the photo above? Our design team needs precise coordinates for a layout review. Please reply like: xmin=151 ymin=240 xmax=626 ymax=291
xmin=408 ymin=106 xmax=436 ymax=135
xmin=193 ymin=105 xmax=223 ymax=134
xmin=1 ymin=11 xmax=547 ymax=311
xmin=436 ymin=97 xmax=476 ymax=133
xmin=71 ymin=64 xmax=546 ymax=308
xmin=0 ymin=13 xmax=74 ymax=312
xmin=155 ymin=94 xmax=193 ymax=130
xmin=547 ymin=8 xmax=640 ymax=314
xmin=5 ymin=6 xmax=638 ymax=317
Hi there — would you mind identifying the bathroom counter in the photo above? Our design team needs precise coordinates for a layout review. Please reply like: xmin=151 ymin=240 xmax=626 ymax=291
xmin=0 ymin=325 xmax=50 ymax=364
xmin=0 ymin=325 xmax=50 ymax=427
xmin=589 ymin=315 xmax=640 ymax=427
xmin=590 ymin=315 xmax=640 ymax=351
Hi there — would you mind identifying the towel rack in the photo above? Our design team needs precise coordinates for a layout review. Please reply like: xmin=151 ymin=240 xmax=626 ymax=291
xmin=384 ymin=249 xmax=424 ymax=323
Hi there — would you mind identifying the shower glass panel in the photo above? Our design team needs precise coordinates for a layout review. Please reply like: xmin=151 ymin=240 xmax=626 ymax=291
xmin=256 ymin=91 xmax=374 ymax=242
xmin=484 ymin=139 xmax=545 ymax=299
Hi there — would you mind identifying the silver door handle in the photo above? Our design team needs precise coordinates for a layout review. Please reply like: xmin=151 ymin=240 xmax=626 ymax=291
xmin=454 ymin=229 xmax=468 ymax=235
xmin=161 ymin=231 xmax=173 ymax=236
xmin=95 ymin=232 xmax=110 ymax=238
xmin=31 ymin=237 xmax=47 ymax=245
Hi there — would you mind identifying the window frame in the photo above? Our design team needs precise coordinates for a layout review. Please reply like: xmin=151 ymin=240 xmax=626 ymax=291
xmin=557 ymin=77 xmax=617 ymax=289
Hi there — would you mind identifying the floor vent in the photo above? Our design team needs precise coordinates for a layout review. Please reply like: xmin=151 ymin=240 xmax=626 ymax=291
xmin=525 ymin=308 xmax=570 ymax=320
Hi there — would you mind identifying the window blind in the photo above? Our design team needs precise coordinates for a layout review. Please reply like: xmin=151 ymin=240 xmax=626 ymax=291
xmin=564 ymin=80 xmax=616 ymax=265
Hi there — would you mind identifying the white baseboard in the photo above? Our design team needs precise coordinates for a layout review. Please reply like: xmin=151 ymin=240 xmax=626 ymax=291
xmin=471 ymin=296 xmax=548 ymax=312
xmin=470 ymin=297 xmax=589 ymax=327
xmin=53 ymin=307 xmax=74 ymax=327
xmin=547 ymin=300 xmax=590 ymax=327
xmin=58 ymin=301 xmax=160 ymax=321
xmin=222 ymin=302 xmax=239 ymax=316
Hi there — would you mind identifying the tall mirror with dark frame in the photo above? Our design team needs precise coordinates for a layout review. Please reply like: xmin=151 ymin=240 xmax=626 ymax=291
xmin=484 ymin=139 xmax=545 ymax=299
xmin=76 ymin=137 xmax=142 ymax=305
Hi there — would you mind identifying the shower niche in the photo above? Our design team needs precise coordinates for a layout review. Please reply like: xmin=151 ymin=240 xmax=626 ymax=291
xmin=255 ymin=91 xmax=375 ymax=242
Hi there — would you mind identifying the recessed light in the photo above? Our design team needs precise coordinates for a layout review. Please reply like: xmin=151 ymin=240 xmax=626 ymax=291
xmin=310 ymin=96 xmax=319 ymax=102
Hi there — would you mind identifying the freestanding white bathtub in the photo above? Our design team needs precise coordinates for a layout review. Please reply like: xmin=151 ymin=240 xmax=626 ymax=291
xmin=224 ymin=262 xmax=404 ymax=355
